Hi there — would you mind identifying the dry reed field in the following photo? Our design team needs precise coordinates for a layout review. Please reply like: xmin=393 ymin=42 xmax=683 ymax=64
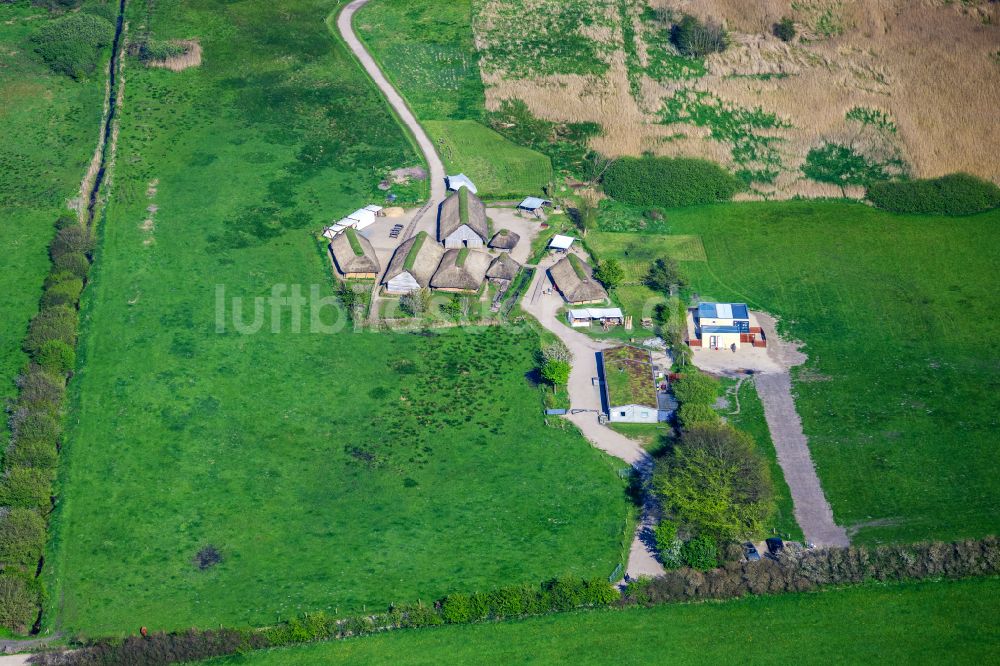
xmin=472 ymin=0 xmax=1000 ymax=197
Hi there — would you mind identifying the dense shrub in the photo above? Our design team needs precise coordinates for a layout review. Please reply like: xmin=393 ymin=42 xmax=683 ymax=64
xmin=0 ymin=575 xmax=39 ymax=634
xmin=602 ymin=157 xmax=743 ymax=209
xmin=9 ymin=409 xmax=60 ymax=446
xmin=32 ymin=12 xmax=115 ymax=79
xmin=671 ymin=14 xmax=728 ymax=57
xmin=655 ymin=521 xmax=684 ymax=569
xmin=672 ymin=373 xmax=719 ymax=406
xmin=677 ymin=402 xmax=720 ymax=428
xmin=626 ymin=537 xmax=1000 ymax=606
xmin=867 ymin=173 xmax=1000 ymax=216
xmin=36 ymin=339 xmax=76 ymax=375
xmin=136 ymin=39 xmax=187 ymax=63
xmin=15 ymin=369 xmax=65 ymax=414
xmin=49 ymin=226 xmax=93 ymax=261
xmin=24 ymin=306 xmax=78 ymax=354
xmin=681 ymin=535 xmax=718 ymax=570
xmin=645 ymin=257 xmax=687 ymax=294
xmin=592 ymin=259 xmax=624 ymax=290
xmin=0 ymin=467 xmax=54 ymax=509
xmin=5 ymin=439 xmax=58 ymax=470
xmin=0 ymin=509 xmax=46 ymax=568
xmin=40 ymin=277 xmax=84 ymax=309
xmin=802 ymin=143 xmax=901 ymax=187
xmin=773 ymin=17 xmax=796 ymax=42
xmin=52 ymin=251 xmax=91 ymax=278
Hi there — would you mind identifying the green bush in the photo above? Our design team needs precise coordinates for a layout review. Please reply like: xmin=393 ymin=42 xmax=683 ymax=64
xmin=9 ymin=410 xmax=60 ymax=445
xmin=681 ymin=535 xmax=718 ymax=570
xmin=0 ymin=574 xmax=40 ymax=634
xmin=0 ymin=467 xmax=54 ymax=509
xmin=15 ymin=369 xmax=65 ymax=414
xmin=36 ymin=339 xmax=76 ymax=375
xmin=0 ymin=509 xmax=46 ymax=569
xmin=602 ymin=157 xmax=742 ymax=209
xmin=24 ymin=306 xmax=78 ymax=354
xmin=773 ymin=17 xmax=796 ymax=42
xmin=49 ymin=226 xmax=93 ymax=261
xmin=41 ymin=277 xmax=84 ymax=308
xmin=440 ymin=592 xmax=474 ymax=624
xmin=866 ymin=173 xmax=1000 ymax=216
xmin=592 ymin=259 xmax=624 ymax=290
xmin=671 ymin=14 xmax=728 ymax=57
xmin=137 ymin=39 xmax=187 ymax=63
xmin=32 ymin=12 xmax=115 ymax=79
xmin=672 ymin=373 xmax=719 ymax=406
xmin=5 ymin=439 xmax=58 ymax=470
xmin=52 ymin=251 xmax=91 ymax=278
xmin=678 ymin=403 xmax=720 ymax=428
xmin=655 ymin=521 xmax=684 ymax=569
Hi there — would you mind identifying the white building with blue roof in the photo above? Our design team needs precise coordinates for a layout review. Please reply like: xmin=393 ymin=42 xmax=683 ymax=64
xmin=691 ymin=302 xmax=765 ymax=350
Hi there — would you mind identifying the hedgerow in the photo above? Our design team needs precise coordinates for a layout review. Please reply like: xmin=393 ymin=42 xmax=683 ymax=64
xmin=0 ymin=215 xmax=92 ymax=632
xmin=29 ymin=539 xmax=1000 ymax=665
xmin=866 ymin=173 xmax=1000 ymax=216
xmin=602 ymin=157 xmax=743 ymax=209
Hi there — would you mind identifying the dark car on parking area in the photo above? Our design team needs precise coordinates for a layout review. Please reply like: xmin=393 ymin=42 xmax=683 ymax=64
xmin=765 ymin=537 xmax=784 ymax=557
xmin=743 ymin=542 xmax=761 ymax=561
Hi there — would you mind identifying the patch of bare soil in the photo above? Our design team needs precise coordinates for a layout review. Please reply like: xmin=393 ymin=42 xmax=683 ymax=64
xmin=391 ymin=166 xmax=427 ymax=182
xmin=146 ymin=39 xmax=202 ymax=71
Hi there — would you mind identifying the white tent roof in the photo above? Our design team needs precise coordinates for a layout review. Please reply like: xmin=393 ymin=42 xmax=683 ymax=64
xmin=568 ymin=307 xmax=623 ymax=320
xmin=363 ymin=204 xmax=383 ymax=213
xmin=447 ymin=173 xmax=478 ymax=194
xmin=347 ymin=208 xmax=376 ymax=226
xmin=548 ymin=234 xmax=576 ymax=250
xmin=518 ymin=196 xmax=551 ymax=210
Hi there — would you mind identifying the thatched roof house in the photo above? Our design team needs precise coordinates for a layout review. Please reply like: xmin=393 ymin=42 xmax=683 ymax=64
xmin=330 ymin=228 xmax=380 ymax=279
xmin=439 ymin=186 xmax=488 ymax=249
xmin=488 ymin=228 xmax=520 ymax=251
xmin=383 ymin=231 xmax=444 ymax=294
xmin=549 ymin=254 xmax=608 ymax=304
xmin=430 ymin=248 xmax=492 ymax=293
xmin=486 ymin=253 xmax=521 ymax=282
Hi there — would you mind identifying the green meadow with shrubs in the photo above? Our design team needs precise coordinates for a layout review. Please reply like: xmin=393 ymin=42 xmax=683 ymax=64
xmin=44 ymin=0 xmax=629 ymax=637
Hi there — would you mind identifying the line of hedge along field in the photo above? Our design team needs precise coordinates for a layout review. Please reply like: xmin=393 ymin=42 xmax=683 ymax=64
xmin=0 ymin=215 xmax=93 ymax=633
xmin=32 ymin=538 xmax=1000 ymax=665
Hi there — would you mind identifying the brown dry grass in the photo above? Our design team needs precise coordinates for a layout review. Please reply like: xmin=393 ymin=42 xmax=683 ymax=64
xmin=477 ymin=0 xmax=1000 ymax=196
xmin=146 ymin=40 xmax=202 ymax=71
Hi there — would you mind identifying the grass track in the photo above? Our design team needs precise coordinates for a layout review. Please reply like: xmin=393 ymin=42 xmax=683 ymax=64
xmin=48 ymin=0 xmax=629 ymax=636
xmin=206 ymin=577 xmax=1000 ymax=664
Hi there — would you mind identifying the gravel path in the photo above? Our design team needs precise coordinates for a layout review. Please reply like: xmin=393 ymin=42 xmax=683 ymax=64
xmin=523 ymin=259 xmax=665 ymax=580
xmin=754 ymin=373 xmax=849 ymax=547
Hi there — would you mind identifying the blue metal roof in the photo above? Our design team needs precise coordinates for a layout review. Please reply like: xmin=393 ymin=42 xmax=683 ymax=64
xmin=702 ymin=325 xmax=742 ymax=334
xmin=698 ymin=302 xmax=749 ymax=319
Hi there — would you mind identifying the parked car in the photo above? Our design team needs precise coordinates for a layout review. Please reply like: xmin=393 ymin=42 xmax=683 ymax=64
xmin=743 ymin=542 xmax=761 ymax=561
xmin=765 ymin=537 xmax=784 ymax=557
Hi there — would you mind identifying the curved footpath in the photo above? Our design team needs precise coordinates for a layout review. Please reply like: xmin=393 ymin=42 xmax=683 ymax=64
xmin=338 ymin=0 xmax=662 ymax=580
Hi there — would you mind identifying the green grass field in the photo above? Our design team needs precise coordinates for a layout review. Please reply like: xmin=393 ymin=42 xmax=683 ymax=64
xmin=0 ymin=3 xmax=107 ymax=437
xmin=48 ymin=0 xmax=629 ymax=636
xmin=425 ymin=120 xmax=552 ymax=199
xmin=595 ymin=201 xmax=1000 ymax=544
xmin=208 ymin=577 xmax=1000 ymax=664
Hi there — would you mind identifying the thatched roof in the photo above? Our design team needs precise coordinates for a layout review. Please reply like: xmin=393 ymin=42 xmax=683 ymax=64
xmin=549 ymin=254 xmax=608 ymax=303
xmin=486 ymin=253 xmax=521 ymax=281
xmin=489 ymin=228 xmax=520 ymax=250
xmin=330 ymin=228 xmax=379 ymax=275
xmin=383 ymin=231 xmax=444 ymax=288
xmin=439 ymin=186 xmax=488 ymax=242
xmin=430 ymin=248 xmax=491 ymax=291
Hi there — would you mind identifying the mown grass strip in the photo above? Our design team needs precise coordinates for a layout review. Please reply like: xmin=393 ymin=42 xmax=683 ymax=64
xmin=456 ymin=246 xmax=469 ymax=267
xmin=568 ymin=253 xmax=588 ymax=280
xmin=458 ymin=185 xmax=470 ymax=226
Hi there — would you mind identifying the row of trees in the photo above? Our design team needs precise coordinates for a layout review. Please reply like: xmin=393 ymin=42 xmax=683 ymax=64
xmin=0 ymin=215 xmax=92 ymax=632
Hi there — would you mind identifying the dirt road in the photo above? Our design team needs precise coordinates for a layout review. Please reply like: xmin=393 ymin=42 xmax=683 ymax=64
xmin=337 ymin=0 xmax=446 ymax=229
xmin=522 ymin=257 xmax=665 ymax=579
